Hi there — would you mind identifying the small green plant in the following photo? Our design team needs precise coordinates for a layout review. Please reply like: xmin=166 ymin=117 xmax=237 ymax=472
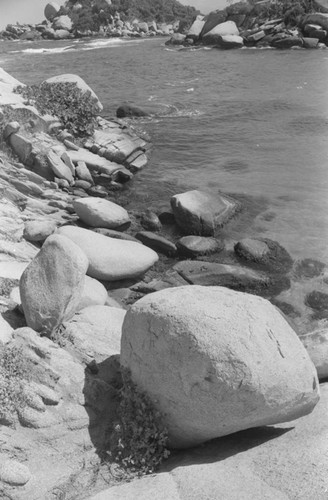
xmin=108 ymin=368 xmax=170 ymax=476
xmin=0 ymin=345 xmax=29 ymax=421
xmin=14 ymin=82 xmax=99 ymax=137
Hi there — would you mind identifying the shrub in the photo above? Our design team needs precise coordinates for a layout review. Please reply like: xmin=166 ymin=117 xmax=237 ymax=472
xmin=0 ymin=345 xmax=29 ymax=422
xmin=108 ymin=368 xmax=170 ymax=476
xmin=14 ymin=82 xmax=99 ymax=137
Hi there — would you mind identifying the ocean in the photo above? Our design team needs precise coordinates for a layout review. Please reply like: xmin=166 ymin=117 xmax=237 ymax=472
xmin=1 ymin=36 xmax=327 ymax=264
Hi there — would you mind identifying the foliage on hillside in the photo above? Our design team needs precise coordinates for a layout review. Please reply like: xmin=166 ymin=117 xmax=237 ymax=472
xmin=61 ymin=0 xmax=198 ymax=32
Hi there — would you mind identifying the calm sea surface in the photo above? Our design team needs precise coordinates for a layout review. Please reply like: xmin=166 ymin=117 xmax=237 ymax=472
xmin=1 ymin=37 xmax=328 ymax=262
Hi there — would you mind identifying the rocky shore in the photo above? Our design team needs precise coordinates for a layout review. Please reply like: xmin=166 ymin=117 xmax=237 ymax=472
xmin=0 ymin=68 xmax=328 ymax=499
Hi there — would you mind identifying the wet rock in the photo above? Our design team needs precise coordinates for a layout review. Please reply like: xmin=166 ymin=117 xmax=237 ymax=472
xmin=78 ymin=275 xmax=108 ymax=310
xmin=140 ymin=209 xmax=162 ymax=231
xmin=234 ymin=238 xmax=293 ymax=273
xmin=173 ymin=260 xmax=270 ymax=292
xmin=0 ymin=460 xmax=31 ymax=486
xmin=135 ymin=231 xmax=177 ymax=257
xmin=176 ymin=236 xmax=224 ymax=258
xmin=20 ymin=234 xmax=89 ymax=334
xmin=57 ymin=225 xmax=159 ymax=281
xmin=3 ymin=121 xmax=20 ymax=140
xmin=305 ymin=291 xmax=328 ymax=312
xmin=116 ymin=104 xmax=149 ymax=118
xmin=294 ymin=258 xmax=325 ymax=279
xmin=121 ymin=285 xmax=319 ymax=449
xmin=23 ymin=219 xmax=57 ymax=242
xmin=73 ymin=197 xmax=131 ymax=229
xmin=171 ymin=190 xmax=239 ymax=236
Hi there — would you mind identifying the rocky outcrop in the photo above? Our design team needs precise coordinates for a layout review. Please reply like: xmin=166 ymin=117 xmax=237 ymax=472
xmin=121 ymin=286 xmax=319 ymax=448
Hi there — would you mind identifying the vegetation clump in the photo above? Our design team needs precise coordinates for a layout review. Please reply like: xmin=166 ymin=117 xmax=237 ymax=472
xmin=108 ymin=368 xmax=170 ymax=476
xmin=14 ymin=82 xmax=99 ymax=137
xmin=0 ymin=345 xmax=29 ymax=422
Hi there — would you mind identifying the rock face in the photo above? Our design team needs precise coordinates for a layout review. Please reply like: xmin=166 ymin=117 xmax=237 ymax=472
xmin=73 ymin=197 xmax=130 ymax=229
xmin=20 ymin=234 xmax=89 ymax=334
xmin=121 ymin=286 xmax=319 ymax=449
xmin=202 ymin=20 xmax=239 ymax=45
xmin=57 ymin=226 xmax=158 ymax=281
xmin=171 ymin=190 xmax=239 ymax=236
xmin=45 ymin=74 xmax=103 ymax=113
xmin=44 ymin=2 xmax=60 ymax=21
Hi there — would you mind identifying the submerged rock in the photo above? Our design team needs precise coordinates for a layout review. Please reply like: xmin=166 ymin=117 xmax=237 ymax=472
xmin=176 ymin=235 xmax=223 ymax=257
xmin=234 ymin=238 xmax=293 ymax=273
xmin=121 ymin=286 xmax=319 ymax=448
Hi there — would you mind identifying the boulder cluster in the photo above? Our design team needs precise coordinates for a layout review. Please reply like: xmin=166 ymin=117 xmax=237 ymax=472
xmin=167 ymin=3 xmax=328 ymax=49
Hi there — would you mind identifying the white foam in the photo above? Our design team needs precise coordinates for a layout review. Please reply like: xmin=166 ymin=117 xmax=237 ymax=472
xmin=10 ymin=45 xmax=74 ymax=54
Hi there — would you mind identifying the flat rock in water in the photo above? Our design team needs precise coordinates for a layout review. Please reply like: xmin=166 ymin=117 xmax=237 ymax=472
xmin=135 ymin=231 xmax=177 ymax=256
xmin=121 ymin=285 xmax=319 ymax=448
xmin=57 ymin=225 xmax=158 ymax=281
xmin=174 ymin=260 xmax=269 ymax=291
xmin=305 ymin=290 xmax=328 ymax=312
xmin=234 ymin=238 xmax=293 ymax=272
xmin=176 ymin=236 xmax=223 ymax=257
xmin=171 ymin=190 xmax=239 ymax=236
xmin=73 ymin=197 xmax=131 ymax=229
xmin=20 ymin=234 xmax=89 ymax=334
xmin=300 ymin=328 xmax=328 ymax=380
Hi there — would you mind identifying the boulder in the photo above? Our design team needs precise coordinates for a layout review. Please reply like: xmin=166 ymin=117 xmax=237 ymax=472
xmin=302 ymin=37 xmax=319 ymax=48
xmin=54 ymin=29 xmax=71 ymax=40
xmin=73 ymin=198 xmax=130 ymax=230
xmin=3 ymin=121 xmax=20 ymax=140
xmin=19 ymin=234 xmax=89 ymax=334
xmin=0 ymin=460 xmax=31 ymax=486
xmin=56 ymin=226 xmax=158 ymax=281
xmin=116 ymin=104 xmax=149 ymax=118
xmin=202 ymin=21 xmax=239 ymax=45
xmin=176 ymin=236 xmax=223 ymax=258
xmin=165 ymin=33 xmax=186 ymax=45
xmin=187 ymin=16 xmax=205 ymax=40
xmin=0 ymin=314 xmax=13 ymax=344
xmin=9 ymin=134 xmax=33 ymax=164
xmin=171 ymin=190 xmax=239 ymax=236
xmin=47 ymin=150 xmax=74 ymax=184
xmin=300 ymin=328 xmax=328 ymax=379
xmin=200 ymin=10 xmax=228 ymax=38
xmin=75 ymin=160 xmax=94 ymax=184
xmin=303 ymin=24 xmax=327 ymax=41
xmin=234 ymin=238 xmax=293 ymax=272
xmin=52 ymin=15 xmax=72 ymax=32
xmin=44 ymin=2 xmax=60 ymax=21
xmin=135 ymin=232 xmax=177 ymax=256
xmin=271 ymin=36 xmax=304 ymax=48
xmin=121 ymin=286 xmax=319 ymax=449
xmin=78 ymin=275 xmax=108 ymax=310
xmin=140 ymin=210 xmax=162 ymax=231
xmin=305 ymin=290 xmax=328 ymax=312
xmin=301 ymin=13 xmax=328 ymax=31
xmin=138 ymin=22 xmax=149 ymax=33
xmin=216 ymin=34 xmax=244 ymax=48
xmin=45 ymin=74 xmax=103 ymax=112
xmin=23 ymin=219 xmax=57 ymax=242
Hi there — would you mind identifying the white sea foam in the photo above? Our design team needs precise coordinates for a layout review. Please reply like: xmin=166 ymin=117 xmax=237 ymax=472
xmin=10 ymin=45 xmax=75 ymax=54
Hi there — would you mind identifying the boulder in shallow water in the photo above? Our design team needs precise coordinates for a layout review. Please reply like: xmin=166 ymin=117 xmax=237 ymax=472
xmin=202 ymin=20 xmax=239 ymax=45
xmin=171 ymin=190 xmax=239 ymax=236
xmin=56 ymin=225 xmax=158 ymax=281
xmin=116 ymin=104 xmax=149 ymax=118
xmin=121 ymin=285 xmax=319 ymax=448
xmin=216 ymin=34 xmax=244 ymax=48
xmin=73 ymin=197 xmax=131 ymax=229
xmin=234 ymin=238 xmax=293 ymax=273
xmin=20 ymin=234 xmax=88 ymax=334
xmin=176 ymin=236 xmax=223 ymax=257
xmin=200 ymin=10 xmax=228 ymax=38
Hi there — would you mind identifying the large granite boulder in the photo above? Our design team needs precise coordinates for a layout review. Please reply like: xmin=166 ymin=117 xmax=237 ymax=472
xmin=56 ymin=226 xmax=158 ymax=281
xmin=171 ymin=190 xmax=239 ymax=236
xmin=200 ymin=10 xmax=228 ymax=38
xmin=300 ymin=328 xmax=328 ymax=380
xmin=121 ymin=286 xmax=319 ymax=449
xmin=44 ymin=2 xmax=60 ymax=21
xmin=52 ymin=15 xmax=72 ymax=32
xmin=73 ymin=198 xmax=130 ymax=229
xmin=20 ymin=234 xmax=89 ymax=334
xmin=301 ymin=13 xmax=328 ymax=31
xmin=202 ymin=20 xmax=239 ymax=45
xmin=187 ymin=15 xmax=205 ymax=40
xmin=44 ymin=74 xmax=103 ymax=112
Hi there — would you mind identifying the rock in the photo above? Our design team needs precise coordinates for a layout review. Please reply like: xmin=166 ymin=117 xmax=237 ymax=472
xmin=234 ymin=238 xmax=293 ymax=272
xmin=44 ymin=2 xmax=60 ymax=21
xmin=20 ymin=234 xmax=89 ymax=334
xmin=56 ymin=226 xmax=158 ymax=281
xmin=171 ymin=190 xmax=239 ymax=236
xmin=47 ymin=150 xmax=74 ymax=184
xmin=42 ymin=27 xmax=57 ymax=39
xmin=0 ymin=460 xmax=31 ymax=486
xmin=54 ymin=29 xmax=71 ymax=39
xmin=301 ymin=13 xmax=328 ymax=32
xmin=174 ymin=260 xmax=270 ymax=292
xmin=74 ymin=179 xmax=92 ymax=190
xmin=216 ymin=34 xmax=244 ymax=48
xmin=73 ymin=197 xmax=131 ymax=229
xmin=313 ymin=0 xmax=328 ymax=12
xmin=92 ymin=228 xmax=140 ymax=243
xmin=200 ymin=10 xmax=228 ymax=38
xmin=0 ymin=314 xmax=13 ymax=344
xmin=121 ymin=286 xmax=319 ymax=449
xmin=87 ymin=185 xmax=108 ymax=198
xmin=45 ymin=74 xmax=103 ymax=112
xmin=302 ymin=37 xmax=319 ymax=48
xmin=300 ymin=328 xmax=328 ymax=380
xmin=65 ymin=149 xmax=121 ymax=176
xmin=63 ymin=305 xmax=126 ymax=361
xmin=135 ymin=232 xmax=177 ymax=257
xmin=305 ymin=291 xmax=328 ymax=312
xmin=52 ymin=15 xmax=73 ymax=31
xmin=61 ymin=151 xmax=76 ymax=175
xmin=202 ymin=21 xmax=239 ymax=45
xmin=187 ymin=15 xmax=205 ymax=40
xmin=116 ymin=104 xmax=149 ymax=118
xmin=23 ymin=219 xmax=57 ymax=242
xmin=294 ymin=258 xmax=325 ymax=278
xmin=271 ymin=36 xmax=303 ymax=48
xmin=75 ymin=160 xmax=94 ymax=184
xmin=166 ymin=33 xmax=186 ymax=45
xmin=176 ymin=236 xmax=223 ymax=258
xmin=3 ymin=121 xmax=20 ymax=140
xmin=246 ymin=30 xmax=266 ymax=43
xmin=303 ymin=24 xmax=327 ymax=41
xmin=78 ymin=275 xmax=108 ymax=310
xmin=9 ymin=133 xmax=33 ymax=163
xmin=140 ymin=209 xmax=162 ymax=231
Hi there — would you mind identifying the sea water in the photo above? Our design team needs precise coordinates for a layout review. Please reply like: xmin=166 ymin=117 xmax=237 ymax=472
xmin=1 ymin=37 xmax=327 ymax=263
